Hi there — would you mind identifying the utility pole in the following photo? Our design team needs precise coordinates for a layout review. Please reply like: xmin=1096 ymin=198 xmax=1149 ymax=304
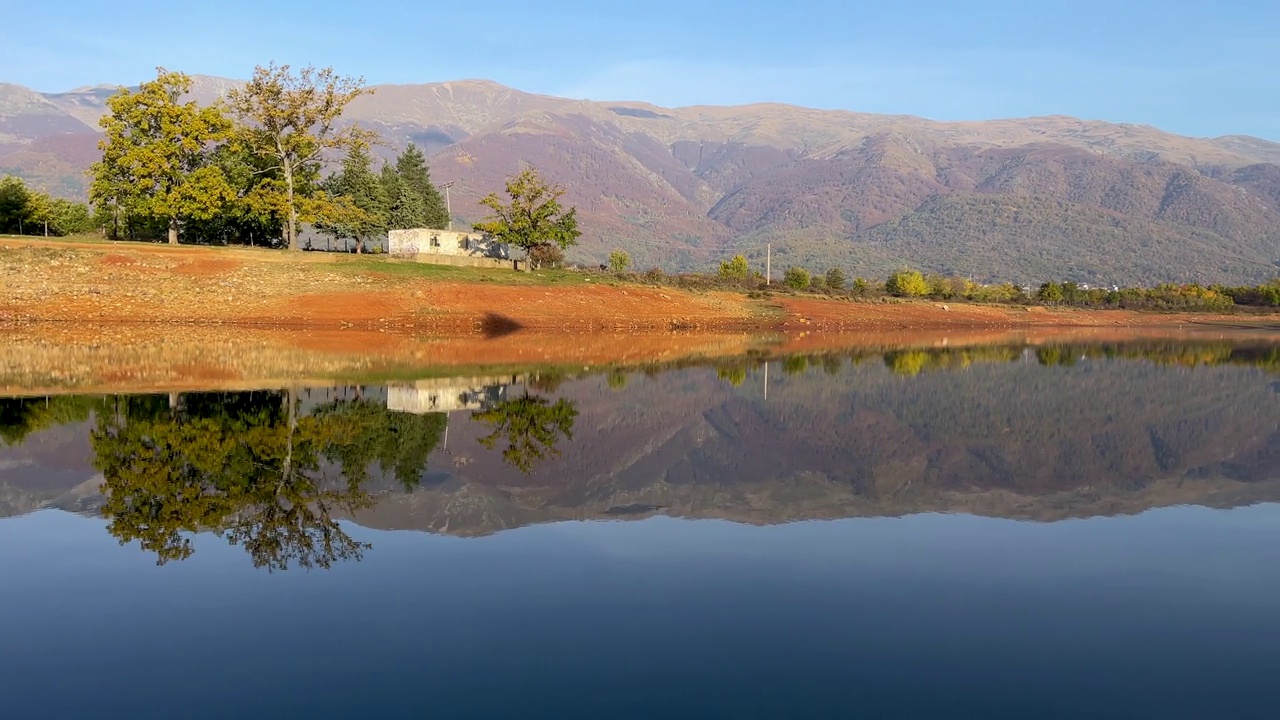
xmin=438 ymin=181 xmax=456 ymax=231
xmin=766 ymin=242 xmax=771 ymax=285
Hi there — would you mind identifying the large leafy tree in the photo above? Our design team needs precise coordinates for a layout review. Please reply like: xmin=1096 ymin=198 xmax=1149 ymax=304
xmin=473 ymin=167 xmax=581 ymax=269
xmin=89 ymin=69 xmax=235 ymax=245
xmin=225 ymin=63 xmax=375 ymax=251
xmin=393 ymin=143 xmax=449 ymax=229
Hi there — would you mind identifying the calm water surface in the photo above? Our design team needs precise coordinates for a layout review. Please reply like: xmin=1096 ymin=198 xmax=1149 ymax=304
xmin=2 ymin=340 xmax=1280 ymax=718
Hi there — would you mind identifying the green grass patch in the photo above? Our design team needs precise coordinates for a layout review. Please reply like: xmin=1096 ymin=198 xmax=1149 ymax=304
xmin=326 ymin=255 xmax=601 ymax=287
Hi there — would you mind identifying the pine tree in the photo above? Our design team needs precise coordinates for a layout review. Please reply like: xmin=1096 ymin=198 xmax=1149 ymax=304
xmin=325 ymin=145 xmax=386 ymax=252
xmin=395 ymin=143 xmax=449 ymax=229
xmin=381 ymin=164 xmax=427 ymax=231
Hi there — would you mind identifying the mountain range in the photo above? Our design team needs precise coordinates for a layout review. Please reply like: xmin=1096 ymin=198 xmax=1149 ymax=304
xmin=3 ymin=76 xmax=1280 ymax=284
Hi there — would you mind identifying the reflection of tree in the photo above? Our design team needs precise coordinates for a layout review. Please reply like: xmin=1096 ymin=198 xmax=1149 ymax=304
xmin=471 ymin=392 xmax=578 ymax=474
xmin=311 ymin=398 xmax=447 ymax=491
xmin=91 ymin=390 xmax=446 ymax=570
xmin=607 ymin=369 xmax=629 ymax=390
xmin=716 ymin=365 xmax=748 ymax=387
xmin=0 ymin=396 xmax=96 ymax=445
xmin=782 ymin=356 xmax=810 ymax=376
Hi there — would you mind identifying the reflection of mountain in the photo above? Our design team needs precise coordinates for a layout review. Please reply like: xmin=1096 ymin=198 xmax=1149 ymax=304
xmin=357 ymin=355 xmax=1280 ymax=534
xmin=4 ymin=347 xmax=1280 ymax=545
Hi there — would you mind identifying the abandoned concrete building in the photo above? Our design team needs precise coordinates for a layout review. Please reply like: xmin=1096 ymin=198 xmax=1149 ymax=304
xmin=386 ymin=376 xmax=522 ymax=415
xmin=388 ymin=229 xmax=513 ymax=269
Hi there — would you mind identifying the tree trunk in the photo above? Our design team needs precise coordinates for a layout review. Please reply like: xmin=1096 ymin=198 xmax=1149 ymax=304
xmin=283 ymin=387 xmax=297 ymax=483
xmin=355 ymin=236 xmax=362 ymax=255
xmin=168 ymin=217 xmax=179 ymax=245
xmin=288 ymin=203 xmax=299 ymax=252
xmin=283 ymin=160 xmax=299 ymax=251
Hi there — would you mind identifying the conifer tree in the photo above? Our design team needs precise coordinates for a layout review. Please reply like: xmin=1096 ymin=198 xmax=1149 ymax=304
xmin=381 ymin=163 xmax=427 ymax=231
xmin=324 ymin=145 xmax=386 ymax=252
xmin=394 ymin=143 xmax=449 ymax=229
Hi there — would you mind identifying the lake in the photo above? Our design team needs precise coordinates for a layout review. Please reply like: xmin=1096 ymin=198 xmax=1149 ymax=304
xmin=2 ymin=337 xmax=1280 ymax=718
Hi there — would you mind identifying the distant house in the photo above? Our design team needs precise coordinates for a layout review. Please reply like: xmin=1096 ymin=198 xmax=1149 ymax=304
xmin=388 ymin=228 xmax=515 ymax=269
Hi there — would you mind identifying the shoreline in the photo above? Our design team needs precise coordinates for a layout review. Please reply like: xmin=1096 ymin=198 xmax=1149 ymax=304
xmin=3 ymin=321 xmax=1279 ymax=397
xmin=4 ymin=238 xmax=1277 ymax=333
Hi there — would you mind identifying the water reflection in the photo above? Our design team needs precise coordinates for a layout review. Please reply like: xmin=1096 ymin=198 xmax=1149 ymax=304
xmin=91 ymin=389 xmax=447 ymax=569
xmin=3 ymin=338 xmax=1280 ymax=569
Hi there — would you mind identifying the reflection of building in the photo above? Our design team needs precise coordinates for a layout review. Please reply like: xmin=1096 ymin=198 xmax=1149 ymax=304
xmin=387 ymin=376 xmax=523 ymax=414
xmin=298 ymin=386 xmax=388 ymax=411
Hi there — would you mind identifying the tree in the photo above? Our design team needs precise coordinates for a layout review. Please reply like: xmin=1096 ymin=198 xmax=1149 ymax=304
xmin=608 ymin=249 xmax=632 ymax=273
xmin=394 ymin=143 xmax=448 ymax=229
xmin=784 ymin=266 xmax=811 ymax=290
xmin=826 ymin=267 xmax=846 ymax=290
xmin=473 ymin=167 xmax=581 ymax=269
xmin=886 ymin=268 xmax=929 ymax=297
xmin=1037 ymin=281 xmax=1064 ymax=304
xmin=226 ymin=63 xmax=375 ymax=251
xmin=90 ymin=69 xmax=235 ymax=245
xmin=718 ymin=254 xmax=750 ymax=280
xmin=321 ymin=145 xmax=386 ymax=252
xmin=471 ymin=392 xmax=578 ymax=474
xmin=380 ymin=163 xmax=426 ymax=232
xmin=0 ymin=176 xmax=34 ymax=234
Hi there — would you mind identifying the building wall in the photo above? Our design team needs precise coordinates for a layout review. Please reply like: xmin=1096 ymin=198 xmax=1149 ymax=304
xmin=387 ymin=376 xmax=523 ymax=414
xmin=388 ymin=229 xmax=509 ymax=259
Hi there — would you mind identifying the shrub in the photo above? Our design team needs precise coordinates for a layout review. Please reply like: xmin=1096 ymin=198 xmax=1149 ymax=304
xmin=1037 ymin=281 xmax=1064 ymax=304
xmin=608 ymin=249 xmax=632 ymax=273
xmin=885 ymin=268 xmax=929 ymax=297
xmin=527 ymin=244 xmax=565 ymax=269
xmin=784 ymin=266 xmax=811 ymax=290
xmin=718 ymin=254 xmax=750 ymax=280
xmin=825 ymin=267 xmax=846 ymax=290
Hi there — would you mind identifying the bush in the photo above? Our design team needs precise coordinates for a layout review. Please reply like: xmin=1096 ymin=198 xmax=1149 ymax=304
xmin=644 ymin=267 xmax=665 ymax=283
xmin=810 ymin=274 xmax=828 ymax=291
xmin=527 ymin=244 xmax=565 ymax=269
xmin=825 ymin=267 xmax=846 ymax=290
xmin=608 ymin=249 xmax=632 ymax=273
xmin=1037 ymin=281 xmax=1064 ymax=304
xmin=885 ymin=268 xmax=929 ymax=297
xmin=784 ymin=266 xmax=811 ymax=290
xmin=718 ymin=254 xmax=750 ymax=280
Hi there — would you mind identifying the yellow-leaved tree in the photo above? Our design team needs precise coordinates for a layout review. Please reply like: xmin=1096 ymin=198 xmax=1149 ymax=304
xmin=225 ymin=63 xmax=375 ymax=250
xmin=89 ymin=69 xmax=235 ymax=244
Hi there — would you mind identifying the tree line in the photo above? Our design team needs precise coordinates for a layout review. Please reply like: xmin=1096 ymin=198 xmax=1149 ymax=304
xmin=88 ymin=66 xmax=450 ymax=249
xmin=0 ymin=176 xmax=94 ymax=237
xmin=594 ymin=253 xmax=1275 ymax=313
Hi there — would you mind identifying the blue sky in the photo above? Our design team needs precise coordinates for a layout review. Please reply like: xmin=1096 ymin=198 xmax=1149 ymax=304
xmin=5 ymin=0 xmax=1278 ymax=139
